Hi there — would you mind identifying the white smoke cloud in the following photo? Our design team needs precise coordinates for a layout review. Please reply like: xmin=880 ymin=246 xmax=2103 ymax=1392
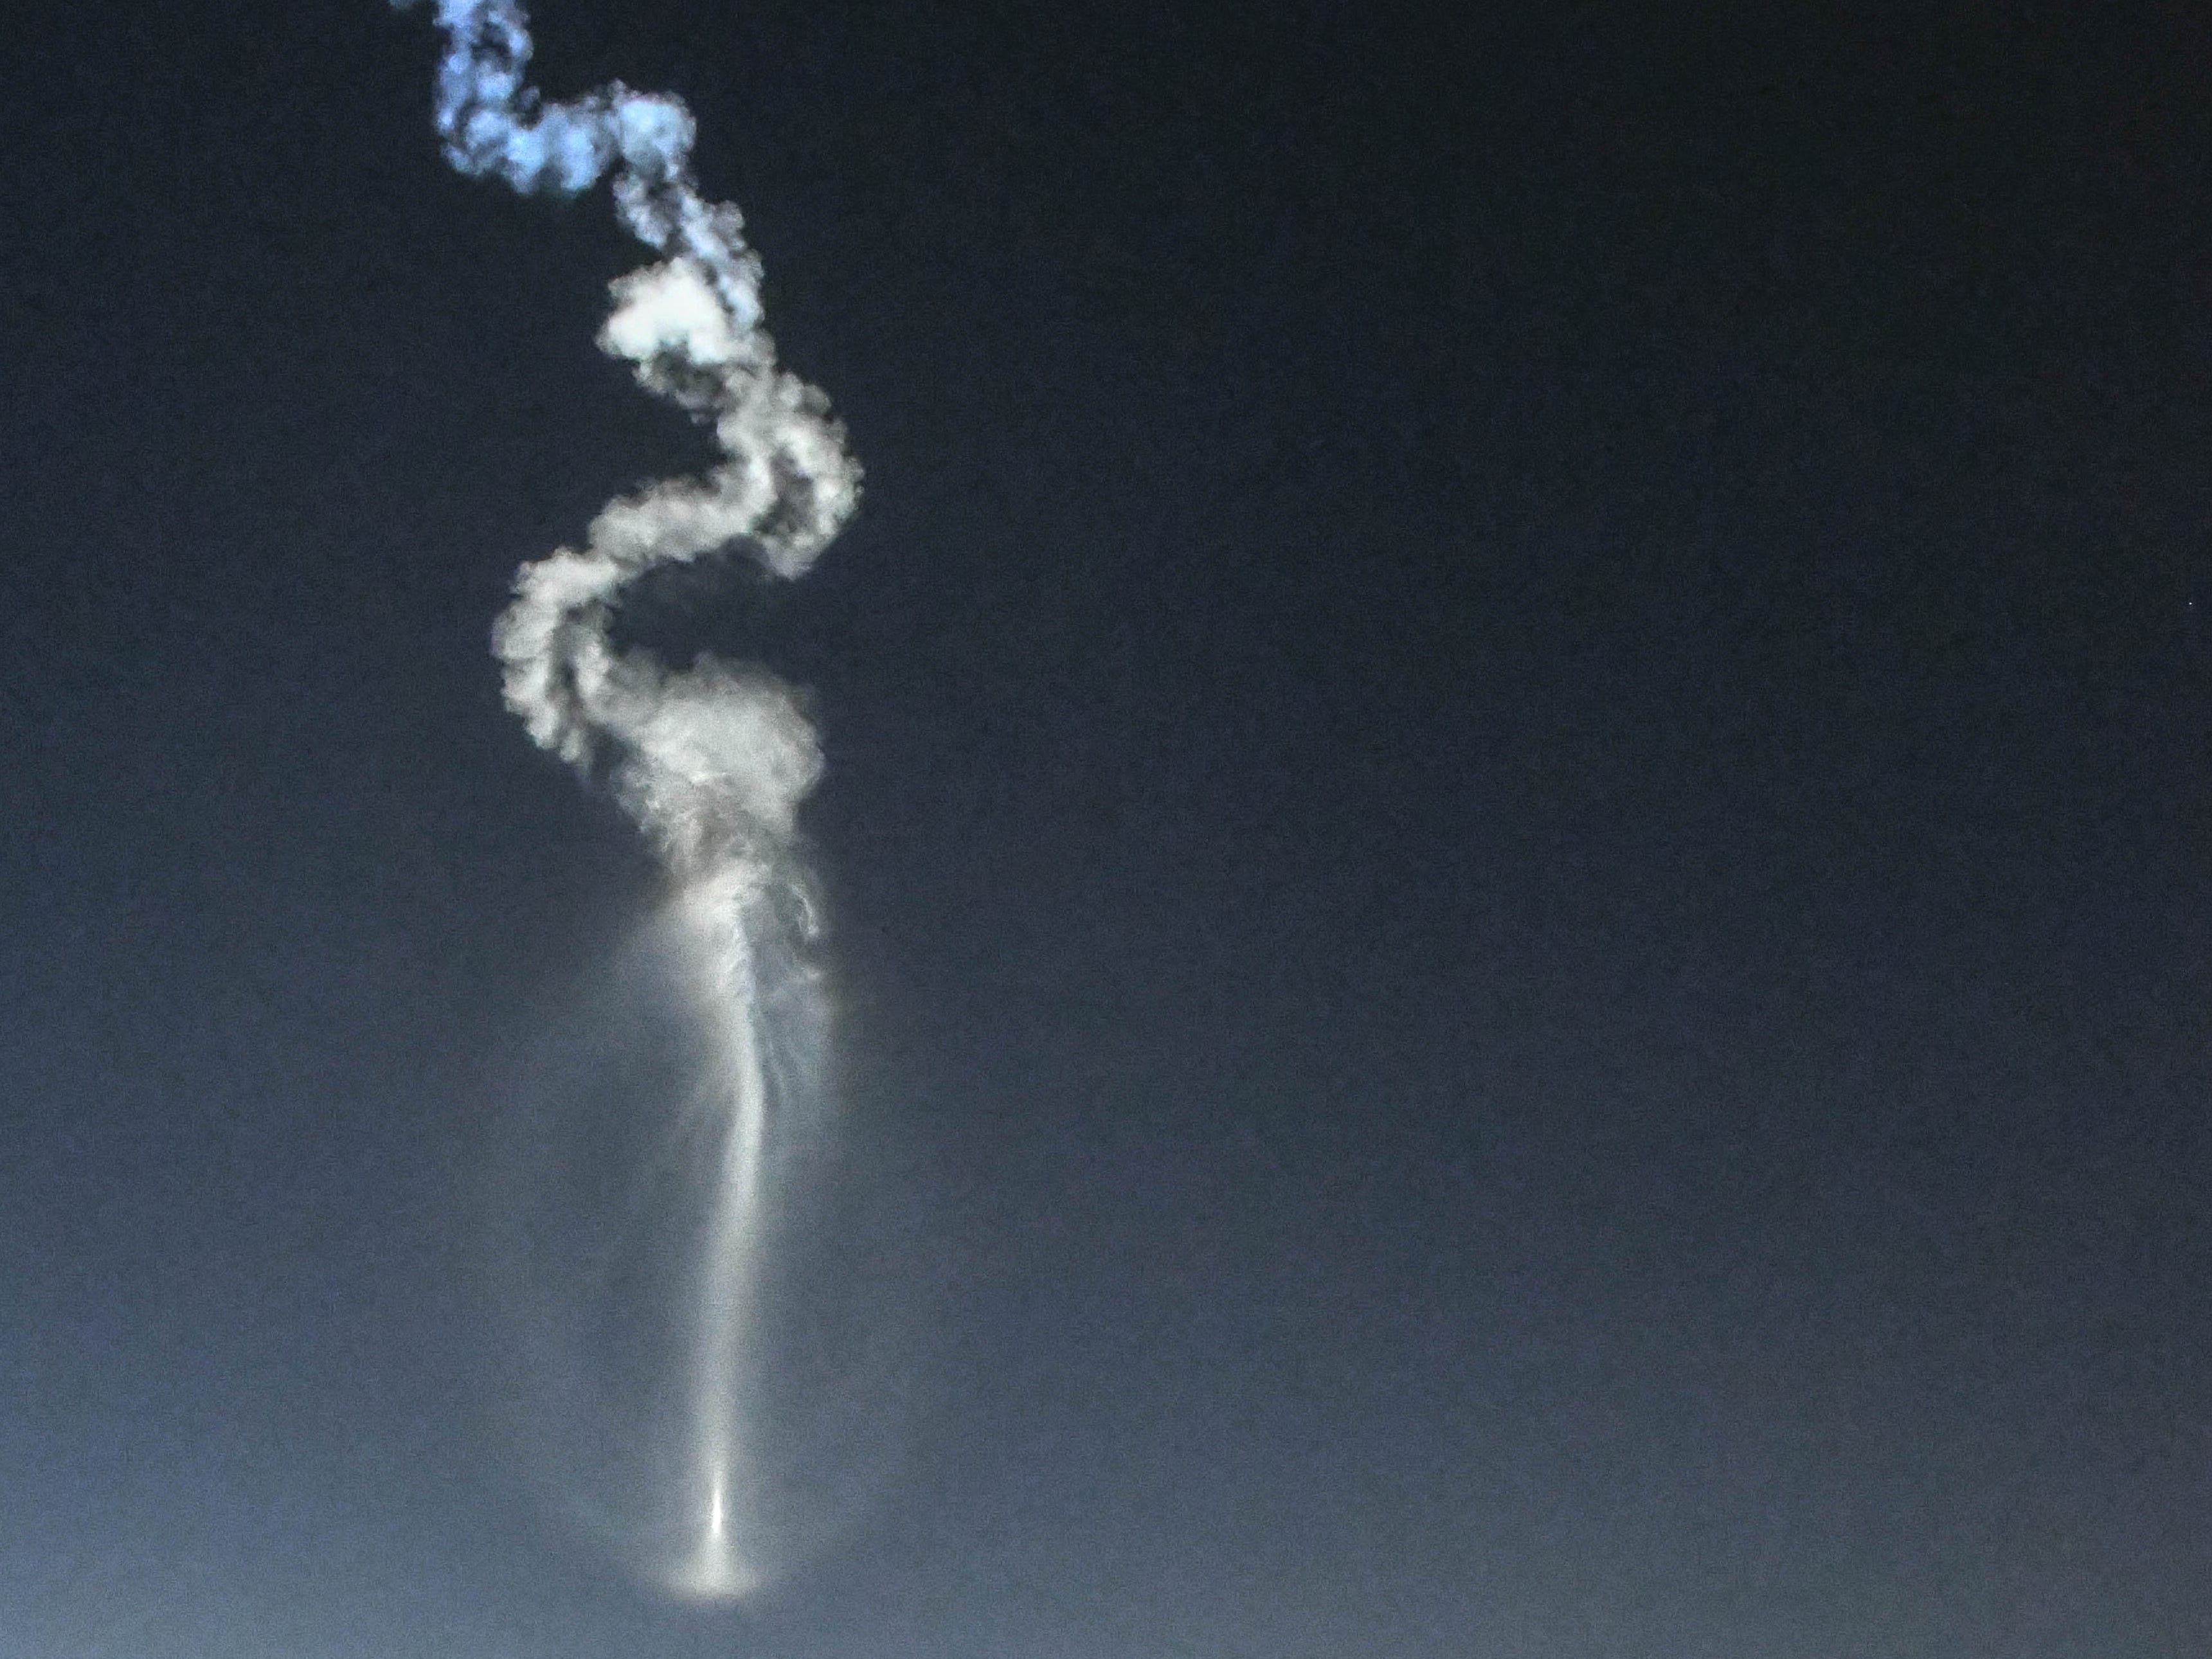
xmin=400 ymin=0 xmax=859 ymax=872
xmin=397 ymin=0 xmax=861 ymax=1600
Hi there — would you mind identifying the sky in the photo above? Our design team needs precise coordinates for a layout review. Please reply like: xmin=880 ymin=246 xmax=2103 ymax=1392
xmin=3 ymin=1 xmax=2209 ymax=1655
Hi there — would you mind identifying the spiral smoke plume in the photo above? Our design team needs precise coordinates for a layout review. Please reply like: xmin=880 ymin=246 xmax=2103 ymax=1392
xmin=398 ymin=0 xmax=859 ymax=1599
xmin=403 ymin=0 xmax=858 ymax=867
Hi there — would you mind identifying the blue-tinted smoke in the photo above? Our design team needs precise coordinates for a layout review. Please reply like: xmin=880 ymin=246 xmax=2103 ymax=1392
xmin=424 ymin=0 xmax=685 ymax=193
xmin=402 ymin=0 xmax=771 ymax=337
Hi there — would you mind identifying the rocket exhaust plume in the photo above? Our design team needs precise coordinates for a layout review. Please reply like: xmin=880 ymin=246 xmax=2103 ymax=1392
xmin=395 ymin=0 xmax=859 ymax=1600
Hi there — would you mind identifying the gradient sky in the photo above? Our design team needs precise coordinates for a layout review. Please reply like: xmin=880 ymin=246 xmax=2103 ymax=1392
xmin=3 ymin=2 xmax=2209 ymax=1656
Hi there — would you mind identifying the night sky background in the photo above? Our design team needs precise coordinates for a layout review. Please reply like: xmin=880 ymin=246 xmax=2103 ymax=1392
xmin=4 ymin=1 xmax=2210 ymax=1655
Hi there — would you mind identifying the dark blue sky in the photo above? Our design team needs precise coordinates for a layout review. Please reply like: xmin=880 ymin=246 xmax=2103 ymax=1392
xmin=3 ymin=2 xmax=2209 ymax=1655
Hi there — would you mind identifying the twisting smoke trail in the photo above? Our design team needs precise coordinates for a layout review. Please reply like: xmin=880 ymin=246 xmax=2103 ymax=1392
xmin=395 ymin=0 xmax=859 ymax=1600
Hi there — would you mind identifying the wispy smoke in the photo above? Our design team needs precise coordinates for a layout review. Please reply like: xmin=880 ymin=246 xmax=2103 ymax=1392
xmin=397 ymin=0 xmax=859 ymax=1599
xmin=402 ymin=0 xmax=859 ymax=872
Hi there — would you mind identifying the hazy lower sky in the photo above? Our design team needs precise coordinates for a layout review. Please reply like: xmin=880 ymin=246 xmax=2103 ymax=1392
xmin=3 ymin=3 xmax=2208 ymax=1656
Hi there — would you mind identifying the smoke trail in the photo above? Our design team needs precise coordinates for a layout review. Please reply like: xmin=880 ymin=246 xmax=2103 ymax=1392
xmin=396 ymin=0 xmax=858 ymax=1600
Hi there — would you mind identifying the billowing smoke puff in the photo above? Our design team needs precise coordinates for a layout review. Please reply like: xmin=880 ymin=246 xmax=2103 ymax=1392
xmin=401 ymin=0 xmax=859 ymax=875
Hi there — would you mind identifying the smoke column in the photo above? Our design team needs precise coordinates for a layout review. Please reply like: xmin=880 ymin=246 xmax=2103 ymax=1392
xmin=396 ymin=0 xmax=859 ymax=1600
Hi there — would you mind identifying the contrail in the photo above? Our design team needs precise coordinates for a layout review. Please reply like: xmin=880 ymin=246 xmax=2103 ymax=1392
xmin=395 ymin=0 xmax=859 ymax=1600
